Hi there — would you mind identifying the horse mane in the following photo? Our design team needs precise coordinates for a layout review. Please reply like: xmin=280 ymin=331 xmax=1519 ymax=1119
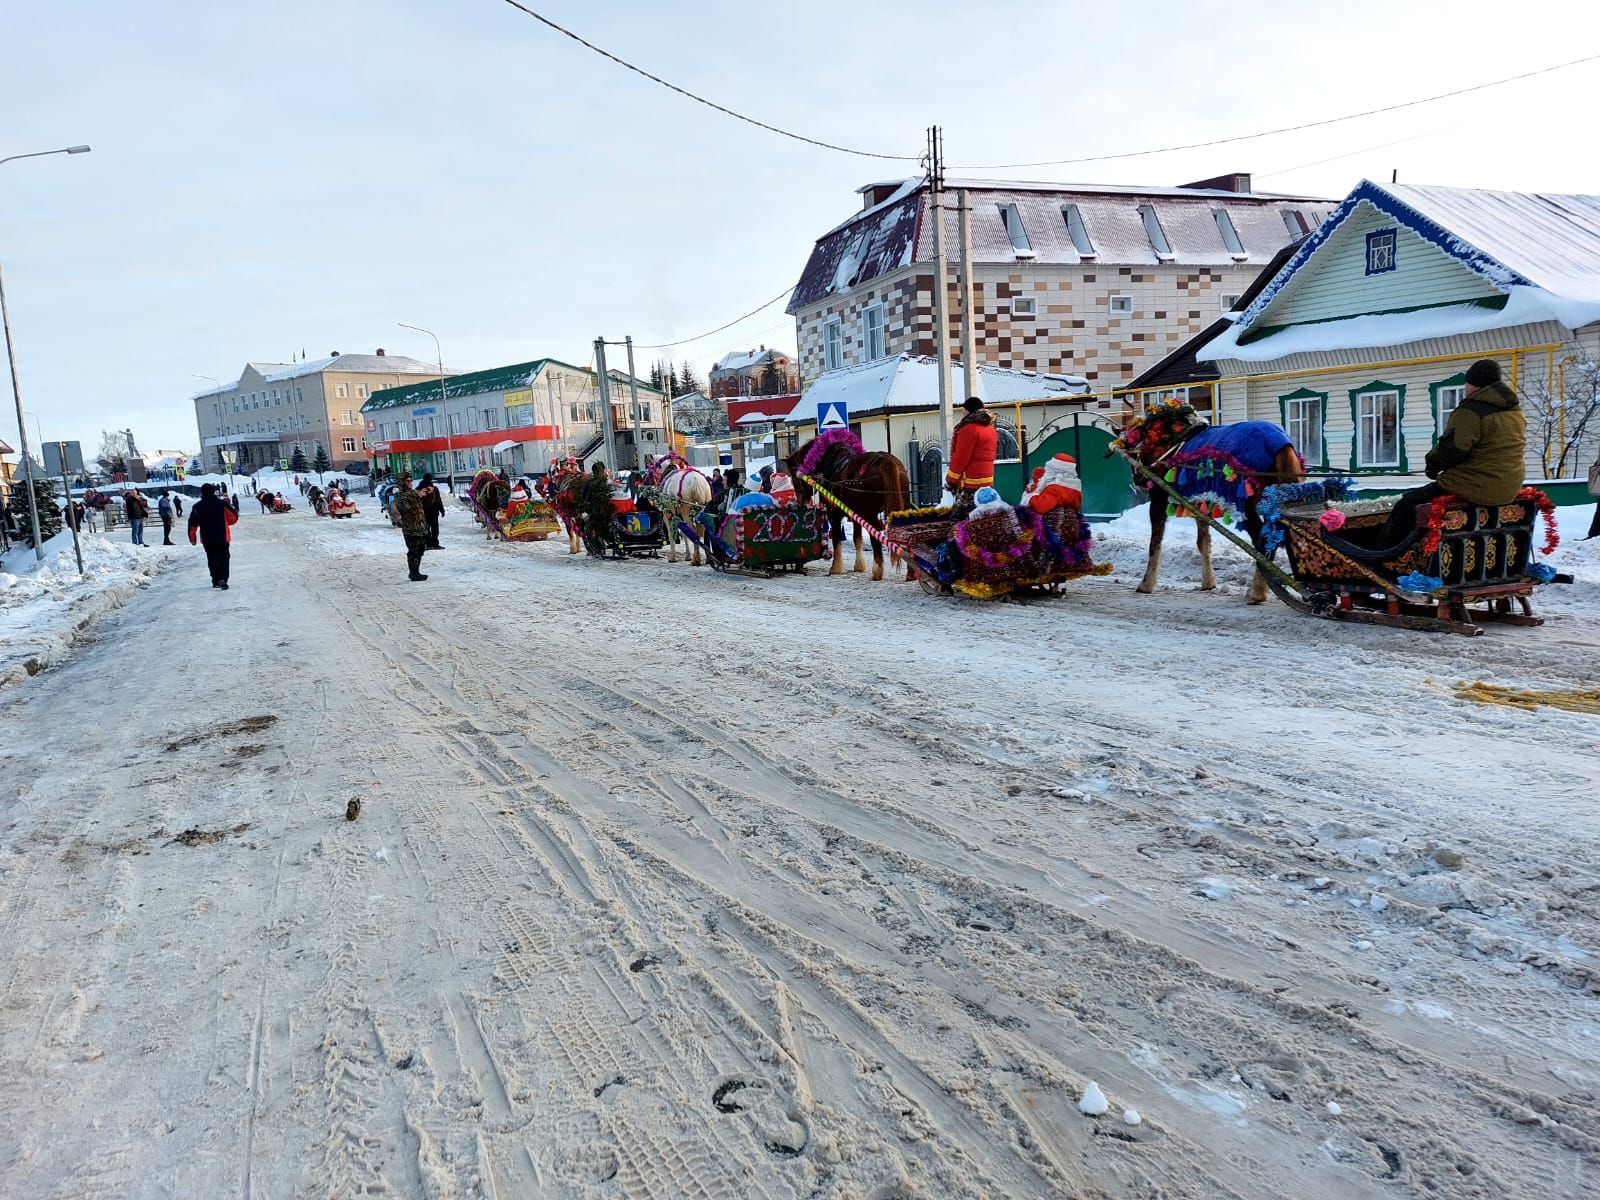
xmin=796 ymin=427 xmax=864 ymax=477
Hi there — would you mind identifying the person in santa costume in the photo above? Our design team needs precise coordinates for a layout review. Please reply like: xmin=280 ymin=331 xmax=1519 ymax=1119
xmin=1021 ymin=453 xmax=1083 ymax=513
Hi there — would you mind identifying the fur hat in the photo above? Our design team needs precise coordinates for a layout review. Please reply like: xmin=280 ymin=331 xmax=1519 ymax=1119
xmin=1465 ymin=359 xmax=1501 ymax=388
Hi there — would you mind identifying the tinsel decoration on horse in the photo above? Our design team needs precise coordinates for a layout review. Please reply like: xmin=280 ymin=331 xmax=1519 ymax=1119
xmin=1116 ymin=398 xmax=1304 ymax=604
xmin=787 ymin=428 xmax=911 ymax=581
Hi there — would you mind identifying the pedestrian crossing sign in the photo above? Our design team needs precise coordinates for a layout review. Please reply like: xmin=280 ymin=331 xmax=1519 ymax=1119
xmin=817 ymin=400 xmax=848 ymax=430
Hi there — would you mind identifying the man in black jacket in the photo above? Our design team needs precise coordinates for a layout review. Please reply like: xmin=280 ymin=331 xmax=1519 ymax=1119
xmin=187 ymin=483 xmax=239 ymax=589
xmin=417 ymin=473 xmax=446 ymax=549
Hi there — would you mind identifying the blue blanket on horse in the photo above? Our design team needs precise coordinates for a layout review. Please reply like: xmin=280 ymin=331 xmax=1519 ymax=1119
xmin=1162 ymin=422 xmax=1296 ymax=525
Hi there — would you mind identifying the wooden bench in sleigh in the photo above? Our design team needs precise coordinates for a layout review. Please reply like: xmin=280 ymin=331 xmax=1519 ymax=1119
xmin=1265 ymin=482 xmax=1558 ymax=637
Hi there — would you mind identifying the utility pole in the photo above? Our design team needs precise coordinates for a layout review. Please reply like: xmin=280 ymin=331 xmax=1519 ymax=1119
xmin=593 ymin=338 xmax=617 ymax=470
xmin=625 ymin=336 xmax=643 ymax=470
xmin=929 ymin=126 xmax=954 ymax=457
xmin=0 ymin=261 xmax=44 ymax=561
xmin=958 ymin=189 xmax=978 ymax=401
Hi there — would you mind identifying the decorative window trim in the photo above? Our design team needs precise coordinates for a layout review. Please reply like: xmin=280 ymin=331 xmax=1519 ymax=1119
xmin=1429 ymin=374 xmax=1468 ymax=439
xmin=1011 ymin=297 xmax=1037 ymax=317
xmin=1108 ymin=294 xmax=1133 ymax=315
xmin=1277 ymin=386 xmax=1328 ymax=470
xmin=1365 ymin=228 xmax=1397 ymax=276
xmin=335 ymin=384 xmax=348 ymax=398
xmin=1347 ymin=380 xmax=1408 ymax=471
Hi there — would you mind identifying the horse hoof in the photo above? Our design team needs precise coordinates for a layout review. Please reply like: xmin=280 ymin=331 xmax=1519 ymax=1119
xmin=1135 ymin=584 xmax=1155 ymax=595
xmin=1198 ymin=583 xmax=1218 ymax=591
xmin=1247 ymin=595 xmax=1268 ymax=606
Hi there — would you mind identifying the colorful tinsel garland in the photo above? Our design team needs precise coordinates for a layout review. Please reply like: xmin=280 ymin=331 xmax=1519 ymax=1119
xmin=796 ymin=427 xmax=865 ymax=477
xmin=1257 ymin=477 xmax=1357 ymax=553
xmin=1419 ymin=487 xmax=1559 ymax=557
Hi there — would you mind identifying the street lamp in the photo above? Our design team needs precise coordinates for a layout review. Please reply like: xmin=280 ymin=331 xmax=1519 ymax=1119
xmin=2 ymin=143 xmax=92 ymax=560
xmin=194 ymin=374 xmax=224 ymax=474
xmin=398 ymin=323 xmax=452 ymax=491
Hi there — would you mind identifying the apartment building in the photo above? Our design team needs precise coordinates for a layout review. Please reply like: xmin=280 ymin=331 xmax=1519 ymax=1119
xmin=190 ymin=350 xmax=449 ymax=474
xmin=786 ymin=174 xmax=1334 ymax=392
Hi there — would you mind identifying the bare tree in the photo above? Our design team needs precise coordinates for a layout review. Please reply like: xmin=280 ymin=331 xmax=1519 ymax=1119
xmin=1522 ymin=357 xmax=1600 ymax=478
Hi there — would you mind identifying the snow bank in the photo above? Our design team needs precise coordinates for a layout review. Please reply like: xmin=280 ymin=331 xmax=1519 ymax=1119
xmin=0 ymin=532 xmax=174 ymax=690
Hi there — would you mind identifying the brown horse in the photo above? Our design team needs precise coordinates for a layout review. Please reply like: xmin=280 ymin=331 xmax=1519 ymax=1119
xmin=541 ymin=459 xmax=587 ymax=554
xmin=1116 ymin=401 xmax=1303 ymax=604
xmin=787 ymin=430 xmax=911 ymax=581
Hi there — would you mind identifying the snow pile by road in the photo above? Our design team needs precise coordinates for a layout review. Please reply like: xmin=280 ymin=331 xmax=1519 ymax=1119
xmin=0 ymin=531 xmax=175 ymax=689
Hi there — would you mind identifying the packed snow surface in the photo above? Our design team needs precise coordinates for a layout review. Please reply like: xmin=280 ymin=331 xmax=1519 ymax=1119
xmin=1 ymin=498 xmax=1598 ymax=1197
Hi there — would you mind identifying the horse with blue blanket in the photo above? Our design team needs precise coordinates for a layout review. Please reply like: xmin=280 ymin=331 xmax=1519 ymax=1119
xmin=1117 ymin=400 xmax=1304 ymax=604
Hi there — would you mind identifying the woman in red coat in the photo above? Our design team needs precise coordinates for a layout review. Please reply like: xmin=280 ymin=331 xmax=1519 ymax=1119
xmin=946 ymin=396 xmax=998 ymax=508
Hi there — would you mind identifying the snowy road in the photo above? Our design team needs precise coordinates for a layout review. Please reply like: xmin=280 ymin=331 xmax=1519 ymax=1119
xmin=3 ymin=502 xmax=1598 ymax=1198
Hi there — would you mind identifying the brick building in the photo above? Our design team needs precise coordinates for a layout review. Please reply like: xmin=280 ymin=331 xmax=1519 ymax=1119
xmin=786 ymin=175 xmax=1333 ymax=391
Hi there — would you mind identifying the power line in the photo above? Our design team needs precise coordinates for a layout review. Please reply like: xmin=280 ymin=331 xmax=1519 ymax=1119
xmin=495 ymin=0 xmax=919 ymax=161
xmin=633 ymin=287 xmax=795 ymax=351
xmin=1255 ymin=124 xmax=1465 ymax=181
xmin=952 ymin=51 xmax=1600 ymax=171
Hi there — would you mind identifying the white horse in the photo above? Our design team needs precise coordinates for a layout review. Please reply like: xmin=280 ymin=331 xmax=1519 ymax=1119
xmin=643 ymin=455 xmax=713 ymax=564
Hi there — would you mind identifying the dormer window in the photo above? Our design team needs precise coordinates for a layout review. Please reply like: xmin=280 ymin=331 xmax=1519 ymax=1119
xmin=1366 ymin=228 xmax=1397 ymax=275
xmin=1213 ymin=209 xmax=1247 ymax=260
xmin=1062 ymin=204 xmax=1095 ymax=257
xmin=998 ymin=203 xmax=1034 ymax=257
xmin=1282 ymin=209 xmax=1313 ymax=241
xmin=1139 ymin=204 xmax=1173 ymax=260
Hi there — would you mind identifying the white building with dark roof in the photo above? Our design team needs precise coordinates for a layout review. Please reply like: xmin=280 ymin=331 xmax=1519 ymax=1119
xmin=1197 ymin=179 xmax=1600 ymax=486
xmin=786 ymin=174 xmax=1332 ymax=391
xmin=708 ymin=346 xmax=798 ymax=397
xmin=191 ymin=349 xmax=450 ymax=473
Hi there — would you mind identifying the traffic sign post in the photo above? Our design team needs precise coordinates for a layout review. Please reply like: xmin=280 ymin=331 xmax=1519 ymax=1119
xmin=817 ymin=400 xmax=848 ymax=430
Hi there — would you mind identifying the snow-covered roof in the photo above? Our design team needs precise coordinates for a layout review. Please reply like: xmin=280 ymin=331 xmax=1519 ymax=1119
xmin=1203 ymin=179 xmax=1600 ymax=363
xmin=783 ymin=354 xmax=1089 ymax=422
xmin=259 ymin=353 xmax=443 ymax=382
xmin=712 ymin=347 xmax=792 ymax=372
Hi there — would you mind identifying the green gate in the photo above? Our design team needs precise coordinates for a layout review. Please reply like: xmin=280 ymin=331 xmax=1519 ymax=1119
xmin=994 ymin=421 xmax=1134 ymax=518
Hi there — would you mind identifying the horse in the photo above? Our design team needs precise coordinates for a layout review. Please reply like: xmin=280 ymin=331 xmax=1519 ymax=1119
xmin=467 ymin=469 xmax=510 ymax=539
xmin=540 ymin=459 xmax=587 ymax=554
xmin=256 ymin=490 xmax=276 ymax=514
xmin=787 ymin=429 xmax=911 ymax=581
xmin=640 ymin=453 xmax=713 ymax=565
xmin=1116 ymin=399 xmax=1304 ymax=604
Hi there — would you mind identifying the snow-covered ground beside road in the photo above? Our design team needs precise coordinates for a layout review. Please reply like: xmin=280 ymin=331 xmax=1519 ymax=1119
xmin=1 ymin=498 xmax=1598 ymax=1198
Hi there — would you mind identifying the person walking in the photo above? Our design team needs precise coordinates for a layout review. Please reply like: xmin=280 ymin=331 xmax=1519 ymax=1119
xmin=124 ymin=488 xmax=150 ymax=546
xmin=392 ymin=473 xmax=430 ymax=581
xmin=157 ymin=490 xmax=175 ymax=545
xmin=417 ymin=472 xmax=445 ymax=550
xmin=172 ymin=493 xmax=183 ymax=519
xmin=187 ymin=482 xmax=239 ymax=589
xmin=229 ymin=492 xmax=241 ymax=517
xmin=946 ymin=396 xmax=999 ymax=512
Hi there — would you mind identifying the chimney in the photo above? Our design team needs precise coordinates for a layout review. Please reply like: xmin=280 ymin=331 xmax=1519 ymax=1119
xmin=375 ymin=348 xmax=385 ymax=356
xmin=331 ymin=350 xmax=341 ymax=357
xmin=1179 ymin=172 xmax=1252 ymax=194
xmin=859 ymin=182 xmax=902 ymax=210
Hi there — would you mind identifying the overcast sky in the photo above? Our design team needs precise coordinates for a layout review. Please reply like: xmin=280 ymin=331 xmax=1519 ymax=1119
xmin=3 ymin=0 xmax=1598 ymax=456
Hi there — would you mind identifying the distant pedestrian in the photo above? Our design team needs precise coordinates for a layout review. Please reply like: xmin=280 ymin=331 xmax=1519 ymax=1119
xmin=417 ymin=472 xmax=445 ymax=550
xmin=392 ymin=474 xmax=429 ymax=581
xmin=187 ymin=483 xmax=239 ymax=589
xmin=124 ymin=489 xmax=150 ymax=546
xmin=157 ymin=490 xmax=175 ymax=545
xmin=173 ymin=494 xmax=183 ymax=518
xmin=229 ymin=493 xmax=241 ymax=516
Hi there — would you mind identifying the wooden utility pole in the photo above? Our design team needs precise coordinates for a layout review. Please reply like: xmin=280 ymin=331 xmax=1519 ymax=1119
xmin=958 ymin=189 xmax=978 ymax=401
xmin=929 ymin=126 xmax=953 ymax=456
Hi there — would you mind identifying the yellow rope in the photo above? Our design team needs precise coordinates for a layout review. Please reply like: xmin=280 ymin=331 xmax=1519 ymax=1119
xmin=1452 ymin=681 xmax=1600 ymax=715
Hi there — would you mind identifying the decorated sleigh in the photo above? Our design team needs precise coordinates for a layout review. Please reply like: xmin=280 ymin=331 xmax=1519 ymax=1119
xmin=692 ymin=500 xmax=832 ymax=577
xmin=887 ymin=500 xmax=1111 ymax=600
xmin=500 ymin=492 xmax=559 ymax=541
xmin=1262 ymin=479 xmax=1559 ymax=636
xmin=585 ymin=490 xmax=667 ymax=559
xmin=326 ymin=493 xmax=359 ymax=519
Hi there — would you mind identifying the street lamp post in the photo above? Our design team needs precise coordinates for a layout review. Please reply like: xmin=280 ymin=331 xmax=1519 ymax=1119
xmin=399 ymin=323 xmax=451 ymax=491
xmin=2 ymin=143 xmax=91 ymax=561
xmin=194 ymin=374 xmax=224 ymax=474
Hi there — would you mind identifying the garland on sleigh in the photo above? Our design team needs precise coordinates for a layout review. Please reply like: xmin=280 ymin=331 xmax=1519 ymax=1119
xmin=1258 ymin=477 xmax=1357 ymax=553
xmin=1419 ymin=486 xmax=1558 ymax=557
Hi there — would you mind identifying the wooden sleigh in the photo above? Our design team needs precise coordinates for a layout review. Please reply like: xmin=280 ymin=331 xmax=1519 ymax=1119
xmin=1265 ymin=482 xmax=1557 ymax=636
xmin=691 ymin=502 xmax=832 ymax=578
xmin=886 ymin=502 xmax=1111 ymax=600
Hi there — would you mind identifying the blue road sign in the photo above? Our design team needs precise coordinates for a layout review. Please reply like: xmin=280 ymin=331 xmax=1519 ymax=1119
xmin=817 ymin=400 xmax=848 ymax=429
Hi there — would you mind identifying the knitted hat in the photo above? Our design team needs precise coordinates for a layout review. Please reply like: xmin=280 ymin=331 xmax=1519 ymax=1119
xmin=1465 ymin=359 xmax=1501 ymax=388
xmin=963 ymin=396 xmax=984 ymax=413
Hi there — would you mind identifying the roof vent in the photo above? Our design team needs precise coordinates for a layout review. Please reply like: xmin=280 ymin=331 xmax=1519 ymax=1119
xmin=375 ymin=348 xmax=385 ymax=356
xmin=1180 ymin=172 xmax=1252 ymax=194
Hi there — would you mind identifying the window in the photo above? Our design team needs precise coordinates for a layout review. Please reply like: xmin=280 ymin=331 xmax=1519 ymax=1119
xmin=1282 ymin=209 xmax=1312 ymax=241
xmin=449 ymin=411 xmax=463 ymax=435
xmin=354 ymin=385 xmax=366 ymax=398
xmin=823 ymin=318 xmax=844 ymax=370
xmin=467 ymin=408 xmax=479 ymax=433
xmin=395 ymin=419 xmax=411 ymax=439
xmin=862 ymin=303 xmax=886 ymax=360
xmin=507 ymin=404 xmax=533 ymax=427
xmin=484 ymin=407 xmax=502 ymax=430
xmin=1011 ymin=297 xmax=1036 ymax=317
xmin=1366 ymin=228 xmax=1397 ymax=275
xmin=1221 ymin=293 xmax=1243 ymax=313
xmin=1061 ymin=204 xmax=1094 ymax=257
xmin=1356 ymin=389 xmax=1402 ymax=467
xmin=452 ymin=450 xmax=470 ymax=474
xmin=998 ymin=203 xmax=1034 ymax=256
xmin=335 ymin=384 xmax=348 ymax=398
xmin=1281 ymin=389 xmax=1325 ymax=467
xmin=1434 ymin=381 xmax=1466 ymax=436
xmin=641 ymin=402 xmax=652 ymax=422
xmin=1109 ymin=294 xmax=1133 ymax=315
xmin=434 ymin=452 xmax=448 ymax=473
xmin=1213 ymin=209 xmax=1246 ymax=259
xmin=295 ymin=388 xmax=303 ymax=402
xmin=1138 ymin=204 xmax=1173 ymax=259
xmin=340 ymin=437 xmax=357 ymax=453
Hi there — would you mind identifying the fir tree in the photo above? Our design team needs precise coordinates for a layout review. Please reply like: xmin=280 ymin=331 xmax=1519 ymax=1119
xmin=290 ymin=445 xmax=309 ymax=473
xmin=312 ymin=443 xmax=331 ymax=478
xmin=678 ymin=362 xmax=701 ymax=396
xmin=668 ymin=363 xmax=681 ymax=398
xmin=648 ymin=363 xmax=663 ymax=392
xmin=760 ymin=361 xmax=788 ymax=396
